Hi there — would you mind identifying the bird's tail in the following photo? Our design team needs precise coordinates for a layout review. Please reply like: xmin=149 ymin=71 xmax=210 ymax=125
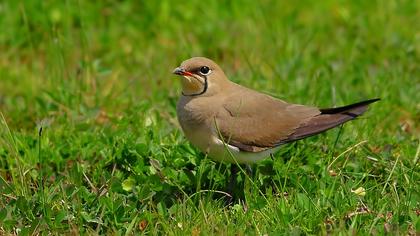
xmin=286 ymin=98 xmax=380 ymax=142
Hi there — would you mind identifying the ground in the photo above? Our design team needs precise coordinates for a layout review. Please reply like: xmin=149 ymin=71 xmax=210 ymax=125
xmin=0 ymin=0 xmax=419 ymax=235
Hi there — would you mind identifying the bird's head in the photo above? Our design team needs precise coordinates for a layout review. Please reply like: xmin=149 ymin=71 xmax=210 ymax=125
xmin=173 ymin=57 xmax=229 ymax=96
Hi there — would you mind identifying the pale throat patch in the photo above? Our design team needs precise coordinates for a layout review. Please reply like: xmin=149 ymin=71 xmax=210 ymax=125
xmin=181 ymin=75 xmax=205 ymax=95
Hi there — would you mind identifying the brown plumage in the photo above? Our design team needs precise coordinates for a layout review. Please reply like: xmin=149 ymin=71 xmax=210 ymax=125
xmin=284 ymin=99 xmax=380 ymax=144
xmin=173 ymin=57 xmax=379 ymax=163
xmin=216 ymin=84 xmax=378 ymax=152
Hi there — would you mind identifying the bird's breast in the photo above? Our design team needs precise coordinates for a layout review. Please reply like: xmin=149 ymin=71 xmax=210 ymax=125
xmin=177 ymin=96 xmax=216 ymax=152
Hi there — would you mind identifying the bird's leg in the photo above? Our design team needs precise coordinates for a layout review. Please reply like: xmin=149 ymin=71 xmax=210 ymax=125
xmin=226 ymin=163 xmax=254 ymax=205
xmin=225 ymin=164 xmax=238 ymax=205
xmin=245 ymin=164 xmax=253 ymax=177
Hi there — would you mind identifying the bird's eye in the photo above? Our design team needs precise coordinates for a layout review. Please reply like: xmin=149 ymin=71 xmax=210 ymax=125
xmin=199 ymin=66 xmax=211 ymax=75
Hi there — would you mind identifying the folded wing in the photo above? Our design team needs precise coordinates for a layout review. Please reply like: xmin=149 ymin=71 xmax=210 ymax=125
xmin=216 ymin=86 xmax=378 ymax=153
xmin=215 ymin=86 xmax=320 ymax=152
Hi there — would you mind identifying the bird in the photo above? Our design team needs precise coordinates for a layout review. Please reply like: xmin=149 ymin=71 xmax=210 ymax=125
xmin=173 ymin=57 xmax=379 ymax=165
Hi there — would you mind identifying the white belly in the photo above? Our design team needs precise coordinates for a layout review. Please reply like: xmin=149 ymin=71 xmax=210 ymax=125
xmin=184 ymin=127 xmax=280 ymax=164
xmin=210 ymin=137 xmax=281 ymax=163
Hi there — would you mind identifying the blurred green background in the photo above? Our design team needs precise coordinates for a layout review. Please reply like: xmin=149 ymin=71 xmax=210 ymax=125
xmin=0 ymin=0 xmax=419 ymax=234
xmin=1 ymin=0 xmax=418 ymax=125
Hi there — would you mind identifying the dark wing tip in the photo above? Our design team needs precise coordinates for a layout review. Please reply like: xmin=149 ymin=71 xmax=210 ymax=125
xmin=320 ymin=98 xmax=380 ymax=114
xmin=282 ymin=98 xmax=380 ymax=143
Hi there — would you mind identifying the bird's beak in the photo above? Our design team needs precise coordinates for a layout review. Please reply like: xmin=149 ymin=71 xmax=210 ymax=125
xmin=173 ymin=67 xmax=193 ymax=76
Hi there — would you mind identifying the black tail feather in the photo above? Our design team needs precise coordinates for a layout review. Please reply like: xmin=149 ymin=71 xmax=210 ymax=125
xmin=320 ymin=98 xmax=380 ymax=114
xmin=284 ymin=98 xmax=380 ymax=143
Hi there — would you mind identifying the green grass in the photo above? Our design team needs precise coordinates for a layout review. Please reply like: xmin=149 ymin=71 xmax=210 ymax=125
xmin=0 ymin=0 xmax=419 ymax=234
